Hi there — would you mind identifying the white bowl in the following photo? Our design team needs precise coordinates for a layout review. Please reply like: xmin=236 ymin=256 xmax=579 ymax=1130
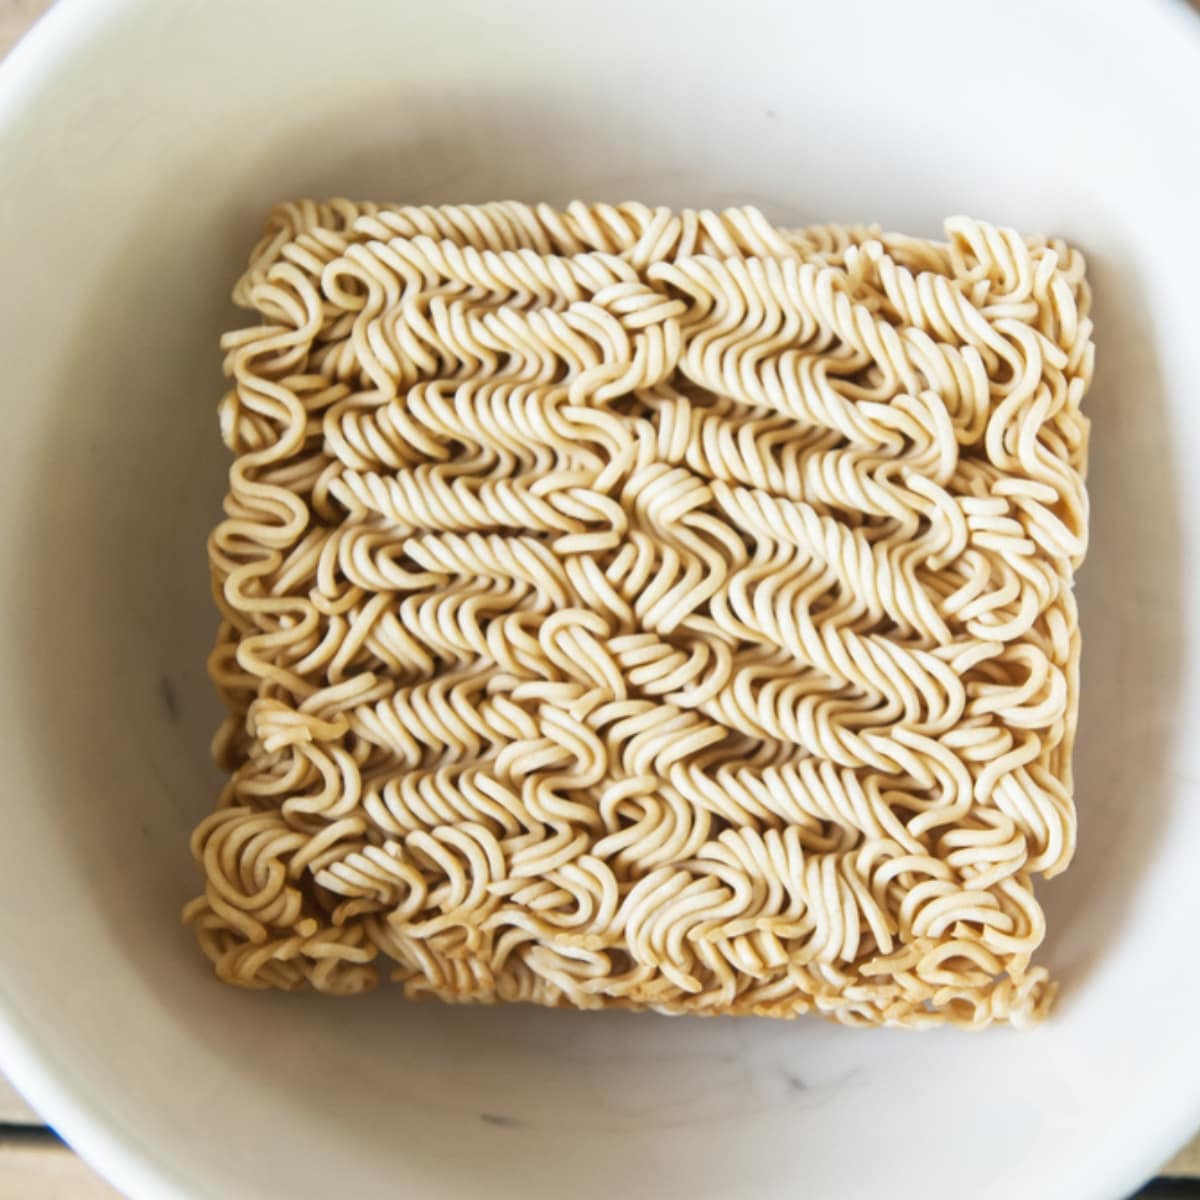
xmin=1 ymin=1 xmax=1198 ymax=1197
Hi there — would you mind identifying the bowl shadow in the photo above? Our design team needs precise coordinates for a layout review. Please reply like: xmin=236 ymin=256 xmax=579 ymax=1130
xmin=1036 ymin=246 xmax=1182 ymax=1000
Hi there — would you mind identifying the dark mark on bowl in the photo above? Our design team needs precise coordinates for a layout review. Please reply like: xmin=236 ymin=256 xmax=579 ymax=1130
xmin=479 ymin=1112 xmax=523 ymax=1129
xmin=158 ymin=674 xmax=180 ymax=724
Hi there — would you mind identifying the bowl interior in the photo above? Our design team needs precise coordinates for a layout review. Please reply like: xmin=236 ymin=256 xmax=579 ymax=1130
xmin=1 ymin=2 xmax=1199 ymax=1198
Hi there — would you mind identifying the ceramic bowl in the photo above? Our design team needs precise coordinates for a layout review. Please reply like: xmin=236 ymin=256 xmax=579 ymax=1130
xmin=1 ymin=2 xmax=1198 ymax=1197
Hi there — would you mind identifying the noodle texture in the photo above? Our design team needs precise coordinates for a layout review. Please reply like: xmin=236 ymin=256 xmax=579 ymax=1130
xmin=185 ymin=199 xmax=1091 ymax=1028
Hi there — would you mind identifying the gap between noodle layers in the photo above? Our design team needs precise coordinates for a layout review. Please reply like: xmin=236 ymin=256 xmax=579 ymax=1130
xmin=184 ymin=199 xmax=1091 ymax=1029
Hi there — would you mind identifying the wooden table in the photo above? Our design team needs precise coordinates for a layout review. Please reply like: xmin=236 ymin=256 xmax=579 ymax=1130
xmin=1 ymin=2 xmax=1198 ymax=1196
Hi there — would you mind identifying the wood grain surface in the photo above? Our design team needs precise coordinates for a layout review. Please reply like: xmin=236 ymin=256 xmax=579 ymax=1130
xmin=0 ymin=1 xmax=1196 ymax=1196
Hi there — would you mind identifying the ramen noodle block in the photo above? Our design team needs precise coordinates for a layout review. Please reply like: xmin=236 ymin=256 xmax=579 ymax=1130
xmin=185 ymin=199 xmax=1091 ymax=1028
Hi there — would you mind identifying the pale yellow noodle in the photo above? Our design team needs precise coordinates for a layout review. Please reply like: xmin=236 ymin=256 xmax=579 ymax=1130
xmin=185 ymin=200 xmax=1092 ymax=1028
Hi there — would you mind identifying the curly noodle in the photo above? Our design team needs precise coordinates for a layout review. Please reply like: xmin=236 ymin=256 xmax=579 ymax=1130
xmin=185 ymin=200 xmax=1092 ymax=1029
